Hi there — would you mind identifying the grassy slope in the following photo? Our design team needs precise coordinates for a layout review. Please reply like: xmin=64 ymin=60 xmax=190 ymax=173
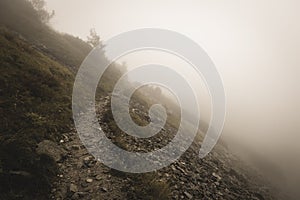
xmin=0 ymin=27 xmax=75 ymax=199
xmin=0 ymin=1 xmax=125 ymax=198
xmin=0 ymin=0 xmax=93 ymax=199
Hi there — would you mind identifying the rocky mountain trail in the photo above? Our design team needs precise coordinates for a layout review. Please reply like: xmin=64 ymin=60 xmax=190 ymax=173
xmin=50 ymin=96 xmax=278 ymax=200
xmin=49 ymin=130 xmax=127 ymax=200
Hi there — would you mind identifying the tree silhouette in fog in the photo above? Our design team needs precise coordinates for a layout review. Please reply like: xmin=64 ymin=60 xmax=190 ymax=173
xmin=87 ymin=28 xmax=102 ymax=48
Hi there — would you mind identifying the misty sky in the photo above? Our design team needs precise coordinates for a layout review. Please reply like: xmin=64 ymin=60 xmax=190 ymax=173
xmin=45 ymin=0 xmax=300 ymax=181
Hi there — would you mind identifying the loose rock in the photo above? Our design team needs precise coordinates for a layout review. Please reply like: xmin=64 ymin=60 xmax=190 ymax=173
xmin=69 ymin=183 xmax=78 ymax=193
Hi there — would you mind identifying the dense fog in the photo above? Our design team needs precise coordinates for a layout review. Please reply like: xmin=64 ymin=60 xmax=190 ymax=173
xmin=46 ymin=0 xmax=300 ymax=197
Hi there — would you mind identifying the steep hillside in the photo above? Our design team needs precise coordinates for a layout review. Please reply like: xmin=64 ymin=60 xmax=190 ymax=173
xmin=0 ymin=1 xmax=125 ymax=198
xmin=0 ymin=0 xmax=92 ymax=71
xmin=0 ymin=26 xmax=77 ymax=199
xmin=0 ymin=1 xmax=283 ymax=200
xmin=49 ymin=95 xmax=279 ymax=200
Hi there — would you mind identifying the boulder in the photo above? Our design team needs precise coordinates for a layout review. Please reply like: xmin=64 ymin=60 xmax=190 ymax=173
xmin=36 ymin=140 xmax=66 ymax=162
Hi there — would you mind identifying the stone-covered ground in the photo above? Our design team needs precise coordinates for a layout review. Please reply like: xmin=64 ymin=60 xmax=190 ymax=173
xmin=49 ymin=96 xmax=281 ymax=200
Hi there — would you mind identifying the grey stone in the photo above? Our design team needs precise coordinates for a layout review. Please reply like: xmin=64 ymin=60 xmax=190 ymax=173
xmin=69 ymin=183 xmax=78 ymax=193
xmin=36 ymin=140 xmax=66 ymax=162
xmin=184 ymin=192 xmax=193 ymax=199
xmin=86 ymin=178 xmax=93 ymax=183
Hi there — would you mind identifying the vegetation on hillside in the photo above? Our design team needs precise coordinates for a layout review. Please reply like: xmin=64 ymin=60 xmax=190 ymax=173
xmin=0 ymin=0 xmax=92 ymax=71
xmin=0 ymin=26 xmax=74 ymax=199
xmin=0 ymin=0 xmax=124 ymax=198
xmin=0 ymin=0 xmax=188 ymax=199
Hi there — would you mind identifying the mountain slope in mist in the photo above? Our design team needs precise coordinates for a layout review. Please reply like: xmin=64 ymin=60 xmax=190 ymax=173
xmin=0 ymin=26 xmax=75 ymax=199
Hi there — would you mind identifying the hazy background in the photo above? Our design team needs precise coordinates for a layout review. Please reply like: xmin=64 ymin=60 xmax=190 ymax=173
xmin=45 ymin=0 xmax=300 ymax=196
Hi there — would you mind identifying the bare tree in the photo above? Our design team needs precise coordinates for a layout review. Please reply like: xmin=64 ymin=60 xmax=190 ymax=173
xmin=87 ymin=28 xmax=102 ymax=48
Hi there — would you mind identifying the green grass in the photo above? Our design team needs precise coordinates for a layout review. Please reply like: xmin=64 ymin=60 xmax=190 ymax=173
xmin=0 ymin=27 xmax=74 ymax=199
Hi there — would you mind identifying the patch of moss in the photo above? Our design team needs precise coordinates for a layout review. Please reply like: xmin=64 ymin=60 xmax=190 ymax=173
xmin=127 ymin=173 xmax=171 ymax=200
